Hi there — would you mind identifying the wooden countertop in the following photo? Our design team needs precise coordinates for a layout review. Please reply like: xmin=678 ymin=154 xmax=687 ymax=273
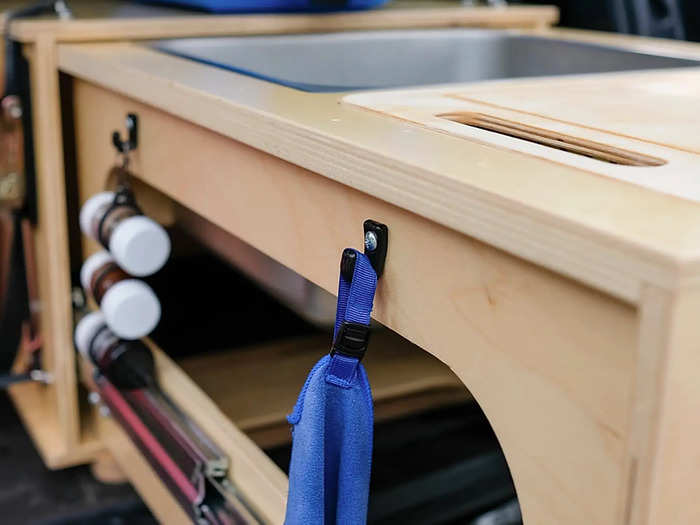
xmin=56 ymin=28 xmax=700 ymax=304
xmin=4 ymin=1 xmax=558 ymax=43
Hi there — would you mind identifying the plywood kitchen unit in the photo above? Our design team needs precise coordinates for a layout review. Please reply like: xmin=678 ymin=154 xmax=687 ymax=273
xmin=7 ymin=2 xmax=700 ymax=524
xmin=1 ymin=0 xmax=558 ymax=474
xmin=53 ymin=27 xmax=700 ymax=523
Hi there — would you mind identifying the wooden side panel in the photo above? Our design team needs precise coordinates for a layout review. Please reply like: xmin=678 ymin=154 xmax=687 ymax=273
xmin=638 ymin=286 xmax=700 ymax=525
xmin=73 ymin=79 xmax=639 ymax=525
xmin=9 ymin=38 xmax=82 ymax=466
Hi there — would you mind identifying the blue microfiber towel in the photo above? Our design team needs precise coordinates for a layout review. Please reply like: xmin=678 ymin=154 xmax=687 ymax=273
xmin=285 ymin=250 xmax=377 ymax=525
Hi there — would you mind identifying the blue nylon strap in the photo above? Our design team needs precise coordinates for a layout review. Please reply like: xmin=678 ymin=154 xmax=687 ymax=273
xmin=326 ymin=250 xmax=377 ymax=387
xmin=284 ymin=248 xmax=377 ymax=525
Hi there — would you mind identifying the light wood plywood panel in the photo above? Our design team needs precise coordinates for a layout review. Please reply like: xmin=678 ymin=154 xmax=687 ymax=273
xmin=449 ymin=69 xmax=700 ymax=155
xmin=642 ymin=286 xmax=700 ymax=525
xmin=343 ymin=76 xmax=700 ymax=203
xmin=616 ymin=285 xmax=700 ymax=525
xmin=2 ymin=0 xmax=558 ymax=475
xmin=59 ymin=43 xmax=700 ymax=305
xmin=9 ymin=3 xmax=558 ymax=43
xmin=60 ymin=26 xmax=700 ymax=525
xmin=13 ymin=38 xmax=83 ymax=466
xmin=72 ymin=80 xmax=639 ymax=524
xmin=8 ymin=380 xmax=103 ymax=469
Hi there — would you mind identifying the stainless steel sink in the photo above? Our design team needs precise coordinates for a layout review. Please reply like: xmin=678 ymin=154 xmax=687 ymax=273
xmin=149 ymin=29 xmax=700 ymax=92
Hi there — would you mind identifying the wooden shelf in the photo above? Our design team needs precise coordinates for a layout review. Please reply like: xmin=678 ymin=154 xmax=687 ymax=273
xmin=178 ymin=329 xmax=471 ymax=448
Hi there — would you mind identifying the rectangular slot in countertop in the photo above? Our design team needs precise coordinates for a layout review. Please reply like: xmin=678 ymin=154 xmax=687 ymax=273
xmin=440 ymin=112 xmax=666 ymax=167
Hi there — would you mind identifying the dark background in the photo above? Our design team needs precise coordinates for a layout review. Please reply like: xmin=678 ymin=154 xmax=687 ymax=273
xmin=520 ymin=0 xmax=700 ymax=40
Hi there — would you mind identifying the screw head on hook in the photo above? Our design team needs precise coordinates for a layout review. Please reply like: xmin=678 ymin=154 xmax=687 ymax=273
xmin=363 ymin=219 xmax=389 ymax=278
xmin=364 ymin=231 xmax=378 ymax=252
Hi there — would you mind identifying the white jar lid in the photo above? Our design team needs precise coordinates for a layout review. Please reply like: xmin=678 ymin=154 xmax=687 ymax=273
xmin=74 ymin=310 xmax=107 ymax=359
xmin=101 ymin=279 xmax=161 ymax=340
xmin=79 ymin=191 xmax=115 ymax=237
xmin=80 ymin=250 xmax=116 ymax=292
xmin=109 ymin=215 xmax=170 ymax=277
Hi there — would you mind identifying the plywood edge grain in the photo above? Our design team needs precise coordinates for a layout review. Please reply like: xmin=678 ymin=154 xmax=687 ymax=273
xmin=9 ymin=6 xmax=558 ymax=43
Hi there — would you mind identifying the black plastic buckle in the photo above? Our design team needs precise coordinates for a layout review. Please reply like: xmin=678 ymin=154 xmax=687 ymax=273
xmin=331 ymin=321 xmax=370 ymax=360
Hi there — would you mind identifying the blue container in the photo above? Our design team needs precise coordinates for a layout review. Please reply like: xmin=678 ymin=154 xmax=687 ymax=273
xmin=139 ymin=0 xmax=390 ymax=13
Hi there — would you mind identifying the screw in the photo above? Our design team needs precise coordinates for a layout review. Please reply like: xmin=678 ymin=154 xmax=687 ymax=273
xmin=8 ymin=104 xmax=22 ymax=120
xmin=99 ymin=405 xmax=111 ymax=418
xmin=2 ymin=96 xmax=22 ymax=119
xmin=364 ymin=231 xmax=378 ymax=252
xmin=29 ymin=370 xmax=53 ymax=384
xmin=54 ymin=1 xmax=73 ymax=20
xmin=87 ymin=391 xmax=101 ymax=405
xmin=71 ymin=287 xmax=86 ymax=309
xmin=0 ymin=174 xmax=16 ymax=198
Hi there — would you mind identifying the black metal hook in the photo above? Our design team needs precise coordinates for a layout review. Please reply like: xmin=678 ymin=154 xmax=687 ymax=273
xmin=111 ymin=113 xmax=138 ymax=155
xmin=340 ymin=219 xmax=389 ymax=281
xmin=363 ymin=219 xmax=389 ymax=278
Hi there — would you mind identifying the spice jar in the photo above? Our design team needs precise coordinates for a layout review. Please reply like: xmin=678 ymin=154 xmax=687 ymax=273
xmin=80 ymin=250 xmax=161 ymax=340
xmin=75 ymin=311 xmax=155 ymax=390
xmin=79 ymin=190 xmax=170 ymax=276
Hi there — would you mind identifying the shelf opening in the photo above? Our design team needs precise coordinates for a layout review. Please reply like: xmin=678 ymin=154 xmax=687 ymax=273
xmin=152 ymin=212 xmax=521 ymax=524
